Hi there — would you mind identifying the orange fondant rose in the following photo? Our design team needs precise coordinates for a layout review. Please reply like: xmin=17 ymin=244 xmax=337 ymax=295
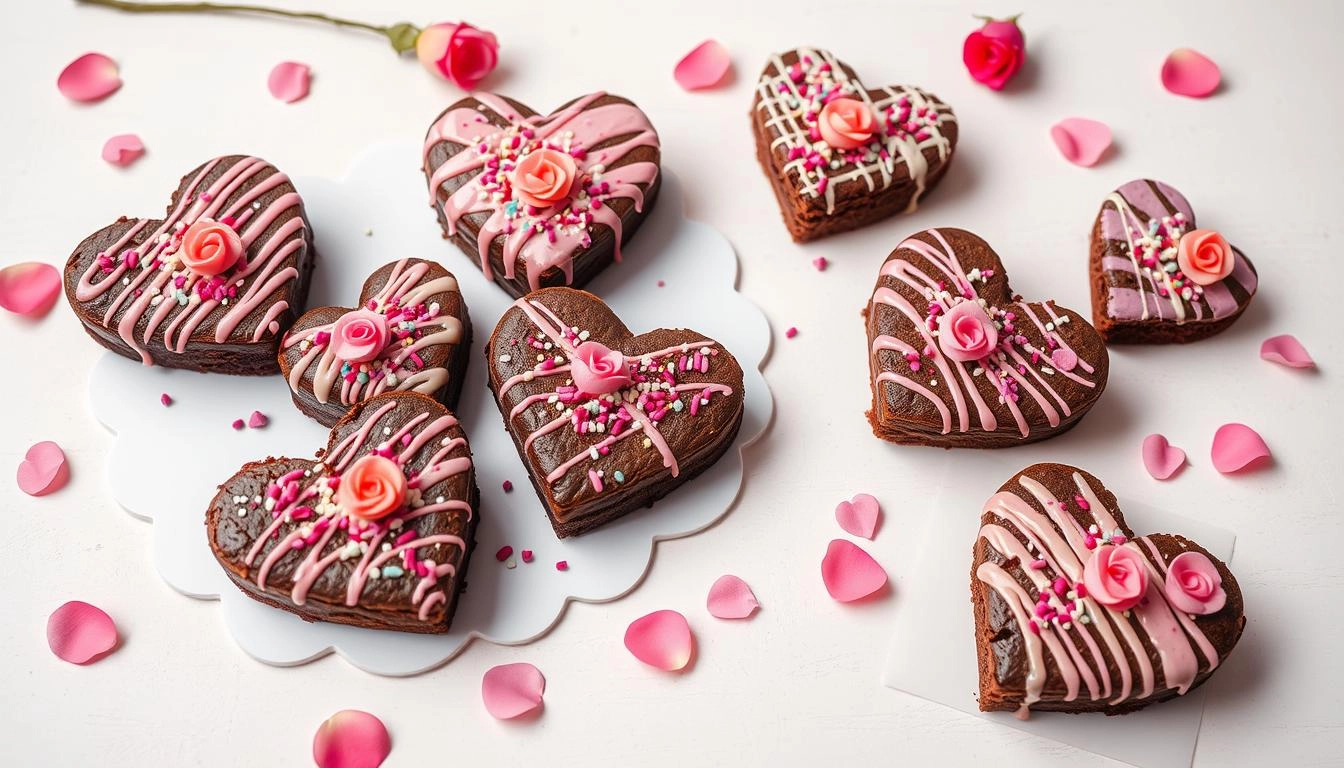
xmin=338 ymin=455 xmax=407 ymax=522
xmin=180 ymin=219 xmax=244 ymax=277
xmin=1176 ymin=228 xmax=1235 ymax=286
xmin=513 ymin=148 xmax=578 ymax=208
xmin=818 ymin=97 xmax=876 ymax=150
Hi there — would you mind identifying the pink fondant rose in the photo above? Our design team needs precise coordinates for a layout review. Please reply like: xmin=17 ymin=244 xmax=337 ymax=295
xmin=338 ymin=455 xmax=407 ymax=522
xmin=330 ymin=309 xmax=389 ymax=363
xmin=179 ymin=219 xmax=244 ymax=277
xmin=937 ymin=301 xmax=999 ymax=362
xmin=415 ymin=22 xmax=499 ymax=89
xmin=1176 ymin=228 xmax=1235 ymax=286
xmin=818 ymin=97 xmax=876 ymax=150
xmin=1164 ymin=551 xmax=1227 ymax=615
xmin=963 ymin=15 xmax=1026 ymax=91
xmin=571 ymin=341 xmax=632 ymax=395
xmin=513 ymin=148 xmax=578 ymax=209
xmin=1083 ymin=544 xmax=1149 ymax=612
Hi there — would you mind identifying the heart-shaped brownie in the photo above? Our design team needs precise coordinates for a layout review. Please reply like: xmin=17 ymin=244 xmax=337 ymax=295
xmin=487 ymin=287 xmax=745 ymax=537
xmin=866 ymin=228 xmax=1109 ymax=447
xmin=422 ymin=92 xmax=661 ymax=298
xmin=206 ymin=391 xmax=479 ymax=633
xmin=752 ymin=47 xmax=958 ymax=242
xmin=1090 ymin=179 xmax=1258 ymax=343
xmin=971 ymin=463 xmax=1245 ymax=716
xmin=278 ymin=258 xmax=472 ymax=427
xmin=64 ymin=155 xmax=314 ymax=374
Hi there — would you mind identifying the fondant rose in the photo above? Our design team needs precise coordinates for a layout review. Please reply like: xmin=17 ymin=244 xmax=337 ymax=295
xmin=338 ymin=455 xmax=406 ymax=522
xmin=1177 ymin=228 xmax=1235 ymax=286
xmin=818 ymin=97 xmax=876 ymax=150
xmin=963 ymin=16 xmax=1026 ymax=91
xmin=1164 ymin=551 xmax=1227 ymax=615
xmin=513 ymin=148 xmax=578 ymax=208
xmin=415 ymin=22 xmax=499 ymax=90
xmin=179 ymin=219 xmax=243 ymax=277
xmin=330 ymin=309 xmax=389 ymax=364
xmin=937 ymin=301 xmax=999 ymax=362
xmin=570 ymin=341 xmax=632 ymax=395
xmin=1083 ymin=544 xmax=1149 ymax=612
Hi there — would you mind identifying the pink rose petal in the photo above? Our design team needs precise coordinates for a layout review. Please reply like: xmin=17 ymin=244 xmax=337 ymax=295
xmin=706 ymin=575 xmax=759 ymax=619
xmin=481 ymin=662 xmax=546 ymax=719
xmin=17 ymin=440 xmax=68 ymax=497
xmin=1162 ymin=48 xmax=1221 ymax=98
xmin=267 ymin=61 xmax=311 ymax=104
xmin=313 ymin=710 xmax=391 ymax=768
xmin=834 ymin=493 xmax=881 ymax=539
xmin=821 ymin=539 xmax=887 ymax=602
xmin=1141 ymin=433 xmax=1187 ymax=481
xmin=47 ymin=601 xmax=118 ymax=664
xmin=1260 ymin=334 xmax=1315 ymax=369
xmin=57 ymin=53 xmax=122 ymax=103
xmin=674 ymin=40 xmax=732 ymax=91
xmin=1212 ymin=423 xmax=1272 ymax=474
xmin=1050 ymin=117 xmax=1112 ymax=167
xmin=0 ymin=262 xmax=61 ymax=318
xmin=624 ymin=609 xmax=694 ymax=671
xmin=101 ymin=134 xmax=144 ymax=167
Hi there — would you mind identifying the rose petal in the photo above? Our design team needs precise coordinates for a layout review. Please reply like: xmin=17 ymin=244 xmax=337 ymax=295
xmin=57 ymin=53 xmax=122 ymax=103
xmin=1141 ymin=433 xmax=1187 ymax=481
xmin=624 ymin=609 xmax=694 ymax=671
xmin=481 ymin=662 xmax=546 ymax=719
xmin=0 ymin=262 xmax=61 ymax=318
xmin=313 ymin=710 xmax=391 ymax=768
xmin=1162 ymin=48 xmax=1221 ymax=98
xmin=1049 ymin=117 xmax=1112 ymax=167
xmin=100 ymin=134 xmax=144 ymax=167
xmin=47 ymin=601 xmax=118 ymax=664
xmin=17 ymin=440 xmax=68 ymax=497
xmin=1260 ymin=334 xmax=1315 ymax=369
xmin=821 ymin=539 xmax=887 ymax=602
xmin=834 ymin=493 xmax=881 ymax=539
xmin=267 ymin=61 xmax=311 ymax=104
xmin=1212 ymin=423 xmax=1272 ymax=474
xmin=674 ymin=40 xmax=732 ymax=91
xmin=706 ymin=575 xmax=759 ymax=619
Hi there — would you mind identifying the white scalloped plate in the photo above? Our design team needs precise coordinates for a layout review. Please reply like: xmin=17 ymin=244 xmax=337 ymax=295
xmin=90 ymin=142 xmax=772 ymax=675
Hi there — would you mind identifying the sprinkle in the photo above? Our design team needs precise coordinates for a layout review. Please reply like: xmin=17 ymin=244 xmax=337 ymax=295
xmin=813 ymin=256 xmax=829 ymax=271
xmin=495 ymin=545 xmax=513 ymax=562
xmin=521 ymin=549 xmax=534 ymax=563
xmin=231 ymin=419 xmax=245 ymax=430
xmin=160 ymin=393 xmax=173 ymax=407
xmin=613 ymin=470 xmax=625 ymax=483
xmin=785 ymin=327 xmax=799 ymax=339
xmin=247 ymin=411 xmax=269 ymax=429
xmin=381 ymin=565 xmax=404 ymax=578
xmin=555 ymin=560 xmax=569 ymax=572
xmin=502 ymin=480 xmax=514 ymax=492
xmin=657 ymin=280 xmax=665 ymax=288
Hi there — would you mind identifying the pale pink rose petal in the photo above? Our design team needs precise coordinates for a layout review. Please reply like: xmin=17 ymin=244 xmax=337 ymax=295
xmin=47 ymin=601 xmax=118 ymax=664
xmin=101 ymin=133 xmax=144 ymax=167
xmin=1141 ymin=433 xmax=1187 ymax=481
xmin=0 ymin=262 xmax=61 ymax=318
xmin=1162 ymin=48 xmax=1221 ymax=98
xmin=624 ymin=609 xmax=694 ymax=671
xmin=674 ymin=40 xmax=732 ymax=91
xmin=267 ymin=61 xmax=311 ymax=104
xmin=835 ymin=493 xmax=881 ymax=539
xmin=481 ymin=662 xmax=546 ymax=719
xmin=1260 ymin=334 xmax=1315 ymax=369
xmin=17 ymin=440 xmax=69 ymax=497
xmin=1211 ymin=423 xmax=1272 ymax=474
xmin=313 ymin=710 xmax=391 ymax=768
xmin=821 ymin=539 xmax=887 ymax=602
xmin=57 ymin=53 xmax=122 ymax=103
xmin=706 ymin=575 xmax=759 ymax=619
xmin=1050 ymin=117 xmax=1112 ymax=167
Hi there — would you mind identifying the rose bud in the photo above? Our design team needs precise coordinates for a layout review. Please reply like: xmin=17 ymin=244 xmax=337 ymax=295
xmin=415 ymin=21 xmax=500 ymax=90
xmin=963 ymin=14 xmax=1026 ymax=91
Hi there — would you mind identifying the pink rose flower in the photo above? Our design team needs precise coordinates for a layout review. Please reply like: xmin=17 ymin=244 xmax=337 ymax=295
xmin=415 ymin=22 xmax=499 ymax=90
xmin=330 ymin=309 xmax=389 ymax=364
xmin=338 ymin=455 xmax=407 ymax=522
xmin=1164 ymin=551 xmax=1227 ymax=615
xmin=1177 ymin=228 xmax=1235 ymax=286
xmin=937 ymin=301 xmax=999 ymax=362
xmin=179 ymin=219 xmax=243 ymax=277
xmin=1083 ymin=544 xmax=1149 ymax=612
xmin=570 ymin=341 xmax=632 ymax=395
xmin=817 ymin=97 xmax=876 ymax=150
xmin=963 ymin=16 xmax=1026 ymax=91
xmin=513 ymin=148 xmax=578 ymax=209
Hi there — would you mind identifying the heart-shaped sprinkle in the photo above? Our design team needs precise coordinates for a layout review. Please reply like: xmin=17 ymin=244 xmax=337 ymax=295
xmin=1050 ymin=117 xmax=1112 ymax=167
xmin=17 ymin=440 xmax=68 ymax=496
xmin=674 ymin=40 xmax=732 ymax=91
xmin=267 ymin=61 xmax=311 ymax=103
xmin=624 ymin=609 xmax=694 ymax=671
xmin=1212 ymin=423 xmax=1271 ymax=474
xmin=834 ymin=493 xmax=881 ymax=539
xmin=47 ymin=601 xmax=118 ymax=664
xmin=101 ymin=133 xmax=145 ymax=167
xmin=0 ymin=262 xmax=61 ymax=318
xmin=1260 ymin=334 xmax=1315 ymax=369
xmin=312 ymin=710 xmax=391 ymax=768
xmin=57 ymin=52 xmax=122 ymax=102
xmin=481 ymin=662 xmax=546 ymax=719
xmin=706 ymin=575 xmax=759 ymax=619
xmin=1141 ymin=433 xmax=1187 ymax=480
xmin=1162 ymin=48 xmax=1221 ymax=98
xmin=821 ymin=539 xmax=887 ymax=602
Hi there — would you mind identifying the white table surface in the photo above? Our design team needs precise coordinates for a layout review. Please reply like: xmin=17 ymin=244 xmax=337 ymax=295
xmin=3 ymin=1 xmax=1340 ymax=765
